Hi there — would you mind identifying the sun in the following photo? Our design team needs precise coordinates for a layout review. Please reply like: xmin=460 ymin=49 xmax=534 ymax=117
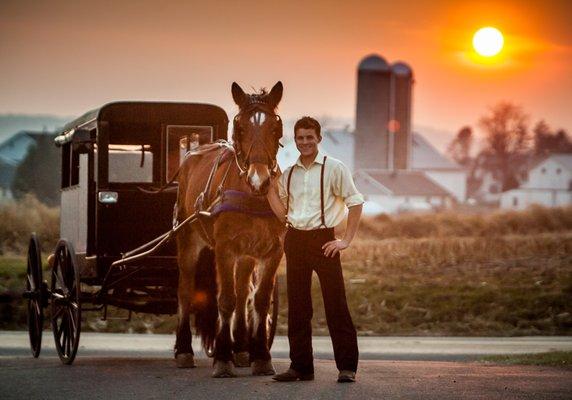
xmin=472 ymin=27 xmax=504 ymax=57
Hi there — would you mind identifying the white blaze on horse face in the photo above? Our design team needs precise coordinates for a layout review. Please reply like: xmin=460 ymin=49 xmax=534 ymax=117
xmin=246 ymin=110 xmax=271 ymax=193
xmin=249 ymin=111 xmax=266 ymax=126
xmin=248 ymin=164 xmax=269 ymax=192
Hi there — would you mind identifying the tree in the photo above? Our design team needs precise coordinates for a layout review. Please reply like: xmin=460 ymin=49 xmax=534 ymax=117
xmin=533 ymin=120 xmax=572 ymax=155
xmin=478 ymin=102 xmax=530 ymax=191
xmin=11 ymin=134 xmax=60 ymax=206
xmin=446 ymin=126 xmax=473 ymax=166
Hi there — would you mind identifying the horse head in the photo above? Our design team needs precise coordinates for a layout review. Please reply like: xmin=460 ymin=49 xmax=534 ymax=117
xmin=231 ymin=81 xmax=283 ymax=195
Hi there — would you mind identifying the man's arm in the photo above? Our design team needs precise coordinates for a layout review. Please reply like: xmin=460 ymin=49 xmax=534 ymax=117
xmin=267 ymin=176 xmax=287 ymax=224
xmin=322 ymin=203 xmax=362 ymax=257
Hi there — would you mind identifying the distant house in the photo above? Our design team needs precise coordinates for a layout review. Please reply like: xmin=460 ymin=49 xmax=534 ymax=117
xmin=354 ymin=169 xmax=454 ymax=214
xmin=470 ymin=169 xmax=503 ymax=204
xmin=410 ymin=133 xmax=467 ymax=202
xmin=500 ymin=154 xmax=572 ymax=209
xmin=0 ymin=131 xmax=53 ymax=203
xmin=468 ymin=152 xmax=535 ymax=205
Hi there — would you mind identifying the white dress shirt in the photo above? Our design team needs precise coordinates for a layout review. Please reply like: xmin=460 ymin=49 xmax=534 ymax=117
xmin=278 ymin=151 xmax=364 ymax=230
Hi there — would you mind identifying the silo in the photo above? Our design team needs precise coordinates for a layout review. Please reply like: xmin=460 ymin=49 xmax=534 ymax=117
xmin=390 ymin=62 xmax=413 ymax=170
xmin=355 ymin=54 xmax=391 ymax=170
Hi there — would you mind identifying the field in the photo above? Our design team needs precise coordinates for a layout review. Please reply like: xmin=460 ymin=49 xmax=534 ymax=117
xmin=1 ymin=201 xmax=571 ymax=336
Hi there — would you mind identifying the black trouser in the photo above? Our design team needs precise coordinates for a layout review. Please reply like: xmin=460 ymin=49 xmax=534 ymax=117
xmin=284 ymin=227 xmax=359 ymax=374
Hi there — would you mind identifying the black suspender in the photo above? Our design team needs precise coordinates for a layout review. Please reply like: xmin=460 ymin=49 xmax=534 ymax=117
xmin=319 ymin=156 xmax=327 ymax=227
xmin=286 ymin=156 xmax=327 ymax=228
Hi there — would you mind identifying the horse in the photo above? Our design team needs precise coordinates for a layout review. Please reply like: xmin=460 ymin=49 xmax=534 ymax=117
xmin=174 ymin=81 xmax=285 ymax=378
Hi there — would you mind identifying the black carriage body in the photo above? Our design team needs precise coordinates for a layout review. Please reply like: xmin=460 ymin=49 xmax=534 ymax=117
xmin=55 ymin=102 xmax=228 ymax=313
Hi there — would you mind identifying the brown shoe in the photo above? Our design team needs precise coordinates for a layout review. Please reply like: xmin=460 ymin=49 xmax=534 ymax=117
xmin=272 ymin=368 xmax=314 ymax=382
xmin=337 ymin=370 xmax=356 ymax=383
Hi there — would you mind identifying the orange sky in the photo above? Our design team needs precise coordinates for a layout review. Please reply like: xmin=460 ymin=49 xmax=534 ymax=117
xmin=1 ymin=0 xmax=571 ymax=148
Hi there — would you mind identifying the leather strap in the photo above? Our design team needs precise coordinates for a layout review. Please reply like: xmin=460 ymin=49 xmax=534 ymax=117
xmin=319 ymin=156 xmax=327 ymax=228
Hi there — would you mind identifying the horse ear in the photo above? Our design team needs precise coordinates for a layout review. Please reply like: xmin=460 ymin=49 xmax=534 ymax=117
xmin=232 ymin=82 xmax=247 ymax=107
xmin=267 ymin=81 xmax=283 ymax=108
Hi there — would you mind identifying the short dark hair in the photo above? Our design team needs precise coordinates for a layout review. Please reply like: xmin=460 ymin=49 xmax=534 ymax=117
xmin=294 ymin=116 xmax=321 ymax=138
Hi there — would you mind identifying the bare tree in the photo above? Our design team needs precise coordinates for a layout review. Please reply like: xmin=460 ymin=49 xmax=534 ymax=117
xmin=446 ymin=126 xmax=473 ymax=166
xmin=478 ymin=102 xmax=530 ymax=191
xmin=12 ymin=134 xmax=60 ymax=206
xmin=533 ymin=120 xmax=572 ymax=155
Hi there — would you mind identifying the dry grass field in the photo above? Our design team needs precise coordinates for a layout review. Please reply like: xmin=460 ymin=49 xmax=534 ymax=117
xmin=0 ymin=195 xmax=59 ymax=255
xmin=1 ymin=200 xmax=571 ymax=336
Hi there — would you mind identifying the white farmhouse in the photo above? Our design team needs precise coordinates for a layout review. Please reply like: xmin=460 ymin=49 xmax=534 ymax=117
xmin=500 ymin=154 xmax=572 ymax=209
xmin=353 ymin=169 xmax=454 ymax=214
xmin=410 ymin=133 xmax=467 ymax=202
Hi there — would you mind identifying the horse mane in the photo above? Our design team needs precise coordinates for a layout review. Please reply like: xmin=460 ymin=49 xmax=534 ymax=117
xmin=186 ymin=141 xmax=233 ymax=157
xmin=242 ymin=88 xmax=279 ymax=112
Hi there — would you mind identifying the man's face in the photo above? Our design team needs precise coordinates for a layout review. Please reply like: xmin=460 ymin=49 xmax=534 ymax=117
xmin=295 ymin=128 xmax=321 ymax=157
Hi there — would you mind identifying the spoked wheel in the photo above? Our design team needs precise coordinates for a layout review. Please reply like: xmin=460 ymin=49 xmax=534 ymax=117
xmin=25 ymin=234 xmax=45 ymax=358
xmin=50 ymin=240 xmax=81 ymax=365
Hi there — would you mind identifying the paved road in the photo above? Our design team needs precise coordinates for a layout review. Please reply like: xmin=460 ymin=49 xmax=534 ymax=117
xmin=2 ymin=331 xmax=572 ymax=360
xmin=1 ymin=332 xmax=571 ymax=399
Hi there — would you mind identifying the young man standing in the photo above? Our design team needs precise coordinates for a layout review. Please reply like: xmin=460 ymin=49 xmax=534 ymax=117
xmin=266 ymin=116 xmax=363 ymax=383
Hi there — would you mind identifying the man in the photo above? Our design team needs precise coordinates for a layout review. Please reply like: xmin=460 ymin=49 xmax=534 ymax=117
xmin=266 ymin=116 xmax=363 ymax=383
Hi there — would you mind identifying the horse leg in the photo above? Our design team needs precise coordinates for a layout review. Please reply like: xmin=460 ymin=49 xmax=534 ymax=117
xmin=250 ymin=246 xmax=282 ymax=375
xmin=175 ymin=228 xmax=202 ymax=368
xmin=212 ymin=245 xmax=237 ymax=378
xmin=232 ymin=256 xmax=255 ymax=367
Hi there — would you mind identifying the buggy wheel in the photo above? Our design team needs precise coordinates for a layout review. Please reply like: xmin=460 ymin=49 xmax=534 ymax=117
xmin=25 ymin=234 xmax=44 ymax=358
xmin=50 ymin=240 xmax=81 ymax=365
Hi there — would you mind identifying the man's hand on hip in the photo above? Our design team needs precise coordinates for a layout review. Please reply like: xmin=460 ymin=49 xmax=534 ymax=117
xmin=322 ymin=239 xmax=349 ymax=257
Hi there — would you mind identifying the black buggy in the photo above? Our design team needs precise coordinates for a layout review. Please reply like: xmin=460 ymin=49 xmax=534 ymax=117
xmin=23 ymin=102 xmax=279 ymax=364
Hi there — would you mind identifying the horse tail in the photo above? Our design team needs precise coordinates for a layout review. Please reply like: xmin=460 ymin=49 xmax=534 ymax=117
xmin=193 ymin=247 xmax=218 ymax=354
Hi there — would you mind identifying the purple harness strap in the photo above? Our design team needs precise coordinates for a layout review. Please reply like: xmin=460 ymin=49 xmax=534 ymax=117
xmin=210 ymin=190 xmax=275 ymax=217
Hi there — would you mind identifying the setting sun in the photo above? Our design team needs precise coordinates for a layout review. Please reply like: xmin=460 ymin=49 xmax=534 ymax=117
xmin=472 ymin=27 xmax=504 ymax=57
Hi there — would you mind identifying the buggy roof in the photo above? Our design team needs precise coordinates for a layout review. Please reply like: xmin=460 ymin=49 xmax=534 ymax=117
xmin=54 ymin=101 xmax=229 ymax=145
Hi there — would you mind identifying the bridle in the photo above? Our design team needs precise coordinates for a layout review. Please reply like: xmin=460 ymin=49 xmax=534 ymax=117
xmin=232 ymin=99 xmax=283 ymax=177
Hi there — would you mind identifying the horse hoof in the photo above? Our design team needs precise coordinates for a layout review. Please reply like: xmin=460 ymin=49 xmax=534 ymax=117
xmin=252 ymin=359 xmax=275 ymax=376
xmin=213 ymin=360 xmax=237 ymax=378
xmin=233 ymin=351 xmax=250 ymax=367
xmin=175 ymin=353 xmax=196 ymax=368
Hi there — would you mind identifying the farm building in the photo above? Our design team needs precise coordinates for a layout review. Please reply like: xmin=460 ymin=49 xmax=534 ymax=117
xmin=500 ymin=153 xmax=572 ymax=210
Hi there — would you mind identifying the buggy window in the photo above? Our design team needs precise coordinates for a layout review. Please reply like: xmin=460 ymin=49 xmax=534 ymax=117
xmin=61 ymin=143 xmax=80 ymax=188
xmin=166 ymin=125 xmax=213 ymax=182
xmin=108 ymin=144 xmax=153 ymax=183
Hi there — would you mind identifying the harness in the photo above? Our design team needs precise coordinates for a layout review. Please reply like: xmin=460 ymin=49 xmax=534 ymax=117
xmin=178 ymin=142 xmax=275 ymax=247
xmin=286 ymin=155 xmax=328 ymax=229
xmin=232 ymin=101 xmax=283 ymax=177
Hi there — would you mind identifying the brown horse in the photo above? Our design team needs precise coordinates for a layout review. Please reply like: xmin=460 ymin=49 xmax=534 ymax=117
xmin=175 ymin=82 xmax=285 ymax=378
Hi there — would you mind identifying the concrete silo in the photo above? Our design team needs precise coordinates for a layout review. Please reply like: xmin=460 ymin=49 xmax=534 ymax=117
xmin=390 ymin=62 xmax=413 ymax=170
xmin=354 ymin=54 xmax=391 ymax=170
